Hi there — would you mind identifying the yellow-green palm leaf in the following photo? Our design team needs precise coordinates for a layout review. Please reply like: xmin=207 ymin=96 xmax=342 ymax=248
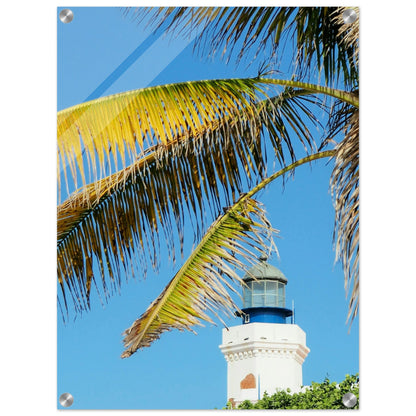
xmin=57 ymin=76 xmax=356 ymax=202
xmin=58 ymin=77 xmax=270 ymax=197
xmin=121 ymin=196 xmax=275 ymax=357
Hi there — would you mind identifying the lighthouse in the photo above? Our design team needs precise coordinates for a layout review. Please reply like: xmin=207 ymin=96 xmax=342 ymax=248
xmin=219 ymin=256 xmax=310 ymax=406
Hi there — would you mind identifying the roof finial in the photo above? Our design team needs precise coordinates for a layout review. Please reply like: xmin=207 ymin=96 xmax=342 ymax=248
xmin=259 ymin=254 xmax=268 ymax=261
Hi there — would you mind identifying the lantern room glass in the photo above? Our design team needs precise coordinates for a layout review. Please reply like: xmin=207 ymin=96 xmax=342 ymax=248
xmin=242 ymin=280 xmax=285 ymax=308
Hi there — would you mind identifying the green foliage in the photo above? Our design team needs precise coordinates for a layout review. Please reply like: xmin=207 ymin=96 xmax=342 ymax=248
xmin=226 ymin=373 xmax=359 ymax=410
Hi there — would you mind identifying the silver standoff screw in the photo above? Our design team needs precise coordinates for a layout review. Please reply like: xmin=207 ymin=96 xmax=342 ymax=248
xmin=59 ymin=392 xmax=74 ymax=408
xmin=342 ymin=392 xmax=357 ymax=408
xmin=59 ymin=9 xmax=74 ymax=24
xmin=342 ymin=8 xmax=358 ymax=24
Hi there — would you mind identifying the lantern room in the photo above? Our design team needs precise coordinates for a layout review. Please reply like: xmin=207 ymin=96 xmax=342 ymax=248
xmin=238 ymin=255 xmax=293 ymax=324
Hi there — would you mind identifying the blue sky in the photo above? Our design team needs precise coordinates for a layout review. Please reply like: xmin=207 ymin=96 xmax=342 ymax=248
xmin=56 ymin=7 xmax=359 ymax=409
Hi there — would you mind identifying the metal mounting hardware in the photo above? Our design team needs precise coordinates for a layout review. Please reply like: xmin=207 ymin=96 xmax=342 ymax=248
xmin=342 ymin=9 xmax=357 ymax=24
xmin=342 ymin=392 xmax=357 ymax=408
xmin=59 ymin=9 xmax=74 ymax=24
xmin=59 ymin=393 xmax=74 ymax=408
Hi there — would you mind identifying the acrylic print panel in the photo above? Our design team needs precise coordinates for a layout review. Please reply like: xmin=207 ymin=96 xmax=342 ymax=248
xmin=57 ymin=6 xmax=359 ymax=409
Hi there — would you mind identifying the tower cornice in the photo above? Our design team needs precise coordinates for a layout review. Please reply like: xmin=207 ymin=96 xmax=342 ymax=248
xmin=220 ymin=339 xmax=310 ymax=365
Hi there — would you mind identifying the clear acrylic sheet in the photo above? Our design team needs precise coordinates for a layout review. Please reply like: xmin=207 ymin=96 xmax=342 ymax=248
xmin=57 ymin=6 xmax=359 ymax=409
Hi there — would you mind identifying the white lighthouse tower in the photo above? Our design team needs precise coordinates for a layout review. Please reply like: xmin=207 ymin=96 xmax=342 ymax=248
xmin=219 ymin=255 xmax=310 ymax=406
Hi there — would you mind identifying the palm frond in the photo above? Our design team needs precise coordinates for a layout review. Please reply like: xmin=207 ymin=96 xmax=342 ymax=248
xmin=58 ymin=73 xmax=358 ymax=202
xmin=330 ymin=108 xmax=359 ymax=324
xmin=120 ymin=151 xmax=335 ymax=357
xmin=328 ymin=8 xmax=359 ymax=324
xmin=121 ymin=196 xmax=276 ymax=357
xmin=331 ymin=7 xmax=359 ymax=66
xmin=58 ymin=89 xmax=323 ymax=315
xmin=57 ymin=132 xmax=263 ymax=314
xmin=57 ymin=77 xmax=272 ymax=198
xmin=126 ymin=7 xmax=358 ymax=87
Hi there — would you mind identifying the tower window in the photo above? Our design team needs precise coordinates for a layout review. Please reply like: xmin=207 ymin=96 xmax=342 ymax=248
xmin=242 ymin=279 xmax=285 ymax=308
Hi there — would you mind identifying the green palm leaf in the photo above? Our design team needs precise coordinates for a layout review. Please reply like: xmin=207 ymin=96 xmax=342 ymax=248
xmin=121 ymin=151 xmax=334 ymax=357
xmin=58 ymin=88 xmax=323 ymax=314
xmin=331 ymin=7 xmax=359 ymax=65
xmin=121 ymin=196 xmax=275 ymax=357
xmin=127 ymin=7 xmax=358 ymax=87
